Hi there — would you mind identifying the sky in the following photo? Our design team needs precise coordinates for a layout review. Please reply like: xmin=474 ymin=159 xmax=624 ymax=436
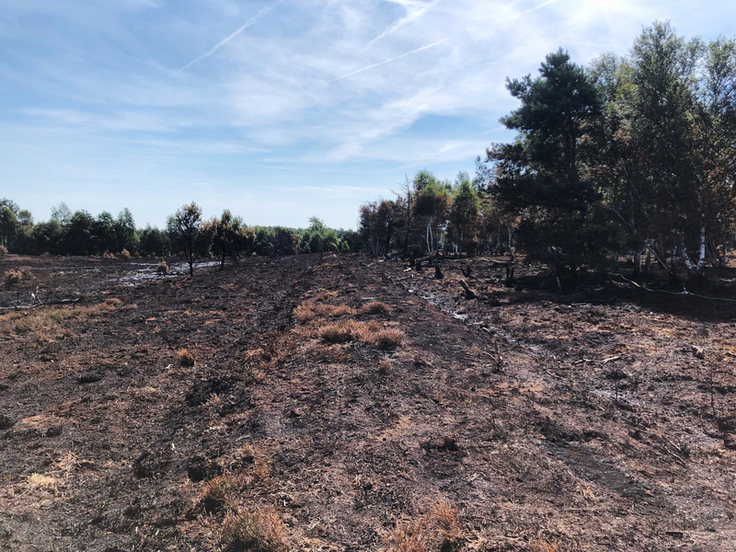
xmin=1 ymin=0 xmax=735 ymax=230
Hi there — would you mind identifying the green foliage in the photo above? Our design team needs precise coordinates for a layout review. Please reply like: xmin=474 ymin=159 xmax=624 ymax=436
xmin=446 ymin=175 xmax=481 ymax=255
xmin=167 ymin=202 xmax=204 ymax=276
xmin=412 ymin=171 xmax=450 ymax=254
xmin=359 ymin=200 xmax=402 ymax=257
xmin=208 ymin=210 xmax=255 ymax=268
xmin=138 ymin=225 xmax=170 ymax=257
xmin=488 ymin=49 xmax=613 ymax=276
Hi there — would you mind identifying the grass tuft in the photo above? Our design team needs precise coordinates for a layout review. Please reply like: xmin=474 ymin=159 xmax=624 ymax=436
xmin=373 ymin=328 xmax=406 ymax=349
xmin=221 ymin=507 xmax=288 ymax=552
xmin=360 ymin=301 xmax=393 ymax=315
xmin=176 ymin=348 xmax=195 ymax=366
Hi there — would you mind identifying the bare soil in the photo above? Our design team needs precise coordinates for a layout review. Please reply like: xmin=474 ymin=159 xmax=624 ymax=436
xmin=1 ymin=254 xmax=735 ymax=551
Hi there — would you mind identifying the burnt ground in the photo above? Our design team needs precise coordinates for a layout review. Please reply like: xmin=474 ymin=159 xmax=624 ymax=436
xmin=0 ymin=253 xmax=735 ymax=551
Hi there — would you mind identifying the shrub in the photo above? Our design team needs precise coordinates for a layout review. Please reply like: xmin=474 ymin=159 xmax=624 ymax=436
xmin=103 ymin=251 xmax=116 ymax=259
xmin=221 ymin=508 xmax=288 ymax=552
xmin=0 ymin=245 xmax=7 ymax=257
xmin=176 ymin=348 xmax=195 ymax=366
xmin=118 ymin=248 xmax=131 ymax=260
xmin=157 ymin=261 xmax=170 ymax=274
xmin=4 ymin=270 xmax=22 ymax=290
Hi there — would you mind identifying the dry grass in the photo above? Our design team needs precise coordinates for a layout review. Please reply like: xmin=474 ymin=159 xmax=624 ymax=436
xmin=221 ymin=507 xmax=288 ymax=552
xmin=0 ymin=299 xmax=122 ymax=336
xmin=378 ymin=357 xmax=392 ymax=375
xmin=317 ymin=319 xmax=373 ymax=343
xmin=388 ymin=499 xmax=463 ymax=552
xmin=530 ymin=538 xmax=561 ymax=552
xmin=157 ymin=261 xmax=170 ymax=274
xmin=4 ymin=269 xmax=22 ymax=290
xmin=294 ymin=300 xmax=355 ymax=322
xmin=360 ymin=301 xmax=393 ymax=315
xmin=176 ymin=348 xmax=195 ymax=366
xmin=373 ymin=328 xmax=406 ymax=349
xmin=26 ymin=473 xmax=59 ymax=493
xmin=315 ymin=345 xmax=349 ymax=363
xmin=312 ymin=319 xmax=406 ymax=349
xmin=200 ymin=474 xmax=233 ymax=514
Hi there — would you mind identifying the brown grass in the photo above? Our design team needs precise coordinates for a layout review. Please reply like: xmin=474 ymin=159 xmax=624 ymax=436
xmin=0 ymin=300 xmax=123 ymax=335
xmin=4 ymin=269 xmax=22 ymax=290
xmin=530 ymin=538 xmax=561 ymax=552
xmin=360 ymin=301 xmax=393 ymax=315
xmin=317 ymin=319 xmax=372 ymax=343
xmin=312 ymin=319 xmax=406 ymax=349
xmin=373 ymin=328 xmax=406 ymax=349
xmin=388 ymin=499 xmax=463 ymax=552
xmin=26 ymin=473 xmax=59 ymax=493
xmin=221 ymin=507 xmax=288 ymax=552
xmin=294 ymin=300 xmax=355 ymax=322
xmin=200 ymin=474 xmax=233 ymax=514
xmin=176 ymin=348 xmax=195 ymax=366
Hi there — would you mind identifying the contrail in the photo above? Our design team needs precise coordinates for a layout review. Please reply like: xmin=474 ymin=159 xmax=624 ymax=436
xmin=514 ymin=0 xmax=559 ymax=18
xmin=362 ymin=0 xmax=439 ymax=53
xmin=332 ymin=39 xmax=446 ymax=82
xmin=156 ymin=4 xmax=275 ymax=86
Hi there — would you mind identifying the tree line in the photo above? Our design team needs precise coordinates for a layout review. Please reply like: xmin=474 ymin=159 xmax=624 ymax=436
xmin=359 ymin=22 xmax=736 ymax=282
xmin=0 ymin=199 xmax=361 ymax=269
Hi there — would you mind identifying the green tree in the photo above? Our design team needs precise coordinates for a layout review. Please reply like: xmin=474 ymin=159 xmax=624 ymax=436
xmin=487 ymin=49 xmax=611 ymax=277
xmin=0 ymin=199 xmax=19 ymax=249
xmin=61 ymin=210 xmax=96 ymax=256
xmin=94 ymin=211 xmax=117 ymax=254
xmin=115 ymin=208 xmax=138 ymax=255
xmin=597 ymin=22 xmax=736 ymax=279
xmin=411 ymin=171 xmax=450 ymax=254
xmin=138 ymin=225 xmax=170 ymax=257
xmin=32 ymin=219 xmax=63 ymax=254
xmin=209 ymin=210 xmax=255 ymax=268
xmin=446 ymin=173 xmax=481 ymax=255
xmin=359 ymin=200 xmax=402 ymax=257
xmin=167 ymin=202 xmax=204 ymax=276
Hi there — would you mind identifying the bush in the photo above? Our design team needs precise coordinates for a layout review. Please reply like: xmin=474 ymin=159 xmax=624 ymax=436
xmin=118 ymin=248 xmax=131 ymax=260
xmin=0 ymin=245 xmax=7 ymax=258
xmin=4 ymin=270 xmax=22 ymax=290
xmin=157 ymin=261 xmax=170 ymax=274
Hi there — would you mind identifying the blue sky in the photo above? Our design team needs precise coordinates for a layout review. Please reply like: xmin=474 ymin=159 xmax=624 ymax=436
xmin=2 ymin=0 xmax=735 ymax=230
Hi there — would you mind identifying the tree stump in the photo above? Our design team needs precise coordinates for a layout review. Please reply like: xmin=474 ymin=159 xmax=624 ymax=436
xmin=505 ymin=265 xmax=515 ymax=287
xmin=460 ymin=279 xmax=476 ymax=299
xmin=435 ymin=264 xmax=443 ymax=279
